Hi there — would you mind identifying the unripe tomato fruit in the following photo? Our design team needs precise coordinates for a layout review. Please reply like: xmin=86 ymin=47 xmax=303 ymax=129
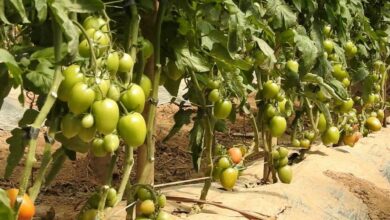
xmin=93 ymin=78 xmax=110 ymax=101
xmin=377 ymin=109 xmax=385 ymax=121
xmin=300 ymin=139 xmax=311 ymax=148
xmin=317 ymin=114 xmax=327 ymax=133
xmin=265 ymin=104 xmax=276 ymax=118
xmin=220 ymin=167 xmax=239 ymax=190
xmin=345 ymin=41 xmax=357 ymax=58
xmin=91 ymin=138 xmax=107 ymax=157
xmin=92 ymin=98 xmax=120 ymax=135
xmin=83 ymin=16 xmax=107 ymax=31
xmin=269 ymin=116 xmax=287 ymax=137
xmin=81 ymin=114 xmax=94 ymax=128
xmin=206 ymin=79 xmax=221 ymax=90
xmin=120 ymin=84 xmax=146 ymax=113
xmin=158 ymin=194 xmax=167 ymax=208
xmin=292 ymin=139 xmax=301 ymax=148
xmin=322 ymin=126 xmax=340 ymax=145
xmin=141 ymin=39 xmax=154 ymax=60
xmin=208 ymin=89 xmax=220 ymax=103
xmin=262 ymin=80 xmax=280 ymax=99
xmin=323 ymin=39 xmax=334 ymax=53
xmin=323 ymin=25 xmax=331 ymax=36
xmin=332 ymin=64 xmax=347 ymax=80
xmin=118 ymin=112 xmax=147 ymax=147
xmin=137 ymin=188 xmax=152 ymax=201
xmin=68 ymin=82 xmax=95 ymax=115
xmin=339 ymin=98 xmax=354 ymax=113
xmin=214 ymin=100 xmax=232 ymax=119
xmin=78 ymin=39 xmax=91 ymax=58
xmin=286 ymin=60 xmax=299 ymax=73
xmin=140 ymin=75 xmax=152 ymax=98
xmin=106 ymin=52 xmax=119 ymax=75
xmin=107 ymin=84 xmax=121 ymax=101
xmin=118 ymin=53 xmax=134 ymax=73
xmin=61 ymin=113 xmax=81 ymax=139
xmin=103 ymin=134 xmax=120 ymax=153
xmin=58 ymin=65 xmax=84 ymax=101
xmin=139 ymin=200 xmax=155 ymax=215
xmin=156 ymin=211 xmax=171 ymax=220
xmin=167 ymin=61 xmax=183 ymax=80
xmin=277 ymin=147 xmax=289 ymax=158
xmin=79 ymin=209 xmax=98 ymax=220
xmin=217 ymin=157 xmax=231 ymax=169
xmin=365 ymin=117 xmax=381 ymax=132
xmin=78 ymin=126 xmax=96 ymax=143
xmin=7 ymin=188 xmax=35 ymax=220
xmin=342 ymin=78 xmax=350 ymax=87
xmin=272 ymin=150 xmax=280 ymax=160
xmin=106 ymin=188 xmax=117 ymax=203
xmin=278 ymin=157 xmax=288 ymax=167
xmin=228 ymin=147 xmax=242 ymax=164
xmin=277 ymin=165 xmax=292 ymax=184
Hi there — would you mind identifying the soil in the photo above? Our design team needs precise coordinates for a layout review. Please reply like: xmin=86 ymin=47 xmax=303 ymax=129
xmin=324 ymin=171 xmax=390 ymax=220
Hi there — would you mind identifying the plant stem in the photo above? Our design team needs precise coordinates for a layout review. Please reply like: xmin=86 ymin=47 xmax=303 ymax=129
xmin=138 ymin=0 xmax=168 ymax=184
xmin=16 ymin=16 xmax=63 ymax=208
xmin=124 ymin=0 xmax=140 ymax=85
xmin=97 ymin=153 xmax=118 ymax=214
xmin=116 ymin=146 xmax=134 ymax=205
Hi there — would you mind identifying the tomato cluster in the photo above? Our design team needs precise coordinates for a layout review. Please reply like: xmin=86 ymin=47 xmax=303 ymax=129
xmin=134 ymin=187 xmax=170 ymax=220
xmin=213 ymin=147 xmax=244 ymax=190
xmin=272 ymin=147 xmax=292 ymax=184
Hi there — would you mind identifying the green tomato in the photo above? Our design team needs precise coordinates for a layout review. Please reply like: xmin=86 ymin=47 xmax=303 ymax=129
xmin=292 ymin=139 xmax=301 ymax=148
xmin=277 ymin=165 xmax=292 ymax=184
xmin=212 ymin=166 xmax=223 ymax=181
xmin=93 ymin=30 xmax=110 ymax=56
xmin=78 ymin=39 xmax=91 ymax=58
xmin=278 ymin=156 xmax=288 ymax=167
xmin=323 ymin=25 xmax=332 ymax=37
xmin=269 ymin=116 xmax=287 ymax=137
xmin=166 ymin=61 xmax=183 ymax=81
xmin=316 ymin=89 xmax=328 ymax=102
xmin=345 ymin=41 xmax=357 ymax=58
xmin=91 ymin=138 xmax=107 ymax=157
xmin=323 ymin=39 xmax=334 ymax=53
xmin=220 ymin=167 xmax=238 ymax=190
xmin=78 ymin=126 xmax=96 ymax=143
xmin=106 ymin=188 xmax=117 ymax=203
xmin=106 ymin=52 xmax=119 ymax=75
xmin=156 ymin=211 xmax=171 ymax=220
xmin=79 ymin=209 xmax=98 ymax=220
xmin=83 ymin=28 xmax=96 ymax=39
xmin=342 ymin=78 xmax=351 ymax=87
xmin=286 ymin=60 xmax=299 ymax=73
xmin=61 ymin=113 xmax=81 ymax=139
xmin=140 ymin=75 xmax=152 ymax=98
xmin=254 ymin=51 xmax=267 ymax=66
xmin=322 ymin=126 xmax=340 ymax=145
xmin=81 ymin=114 xmax=94 ymax=128
xmin=208 ymin=89 xmax=220 ymax=103
xmin=265 ymin=104 xmax=276 ymax=118
xmin=271 ymin=150 xmax=280 ymax=160
xmin=214 ymin=100 xmax=232 ymax=119
xmin=339 ymin=98 xmax=354 ymax=113
xmin=206 ymin=79 xmax=221 ymax=90
xmin=118 ymin=53 xmax=134 ymax=73
xmin=278 ymin=99 xmax=287 ymax=114
xmin=377 ymin=109 xmax=385 ymax=121
xmin=117 ymin=112 xmax=147 ymax=148
xmin=103 ymin=134 xmax=120 ymax=153
xmin=107 ymin=84 xmax=121 ymax=101
xmin=217 ymin=157 xmax=231 ymax=169
xmin=365 ymin=93 xmax=376 ymax=105
xmin=141 ymin=39 xmax=154 ymax=60
xmin=158 ymin=194 xmax=167 ymax=208
xmin=93 ymin=78 xmax=110 ymax=101
xmin=58 ymin=65 xmax=84 ymax=101
xmin=120 ymin=84 xmax=146 ymax=113
xmin=277 ymin=147 xmax=289 ymax=158
xmin=366 ymin=116 xmax=382 ymax=132
xmin=68 ymin=82 xmax=95 ymax=115
xmin=92 ymin=98 xmax=120 ymax=135
xmin=262 ymin=80 xmax=280 ymax=99
xmin=300 ymin=139 xmax=311 ymax=148
xmin=137 ymin=187 xmax=152 ymax=201
xmin=83 ymin=16 xmax=108 ymax=31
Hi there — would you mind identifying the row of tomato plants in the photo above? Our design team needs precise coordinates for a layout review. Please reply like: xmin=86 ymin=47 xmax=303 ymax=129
xmin=0 ymin=0 xmax=389 ymax=220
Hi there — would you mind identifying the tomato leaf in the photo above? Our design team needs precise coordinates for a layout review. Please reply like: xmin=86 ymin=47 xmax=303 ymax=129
xmin=55 ymin=133 xmax=90 ymax=154
xmin=9 ymin=0 xmax=29 ymax=23
xmin=227 ymin=14 xmax=239 ymax=57
xmin=175 ymin=47 xmax=210 ymax=73
xmin=45 ymin=147 xmax=66 ymax=186
xmin=30 ymin=44 xmax=68 ymax=63
xmin=0 ymin=66 xmax=12 ymax=109
xmin=4 ymin=128 xmax=28 ymax=179
xmin=163 ymin=77 xmax=182 ymax=97
xmin=0 ymin=1 xmax=10 ymax=24
xmin=189 ymin=118 xmax=204 ymax=172
xmin=34 ymin=0 xmax=48 ymax=23
xmin=0 ymin=188 xmax=15 ymax=220
xmin=253 ymin=36 xmax=276 ymax=62
xmin=18 ymin=109 xmax=39 ymax=127
xmin=0 ymin=49 xmax=23 ymax=85
xmin=266 ymin=0 xmax=297 ymax=29
xmin=351 ymin=62 xmax=369 ymax=82
xmin=163 ymin=109 xmax=193 ymax=143
xmin=294 ymin=34 xmax=318 ymax=71
xmin=25 ymin=59 xmax=54 ymax=94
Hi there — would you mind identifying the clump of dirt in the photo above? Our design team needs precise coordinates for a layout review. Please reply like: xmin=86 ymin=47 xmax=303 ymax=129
xmin=324 ymin=171 xmax=390 ymax=220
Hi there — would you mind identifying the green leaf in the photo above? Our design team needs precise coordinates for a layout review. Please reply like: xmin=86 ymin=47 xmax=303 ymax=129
xmin=55 ymin=0 xmax=104 ymax=13
xmin=292 ymin=0 xmax=302 ymax=12
xmin=4 ymin=128 xmax=27 ymax=178
xmin=30 ymin=44 xmax=68 ymax=63
xmin=0 ymin=0 xmax=10 ymax=24
xmin=227 ymin=14 xmax=239 ymax=57
xmin=210 ymin=43 xmax=251 ymax=71
xmin=0 ymin=66 xmax=12 ymax=109
xmin=163 ymin=77 xmax=182 ymax=97
xmin=174 ymin=46 xmax=210 ymax=73
xmin=326 ymin=79 xmax=349 ymax=100
xmin=294 ymin=34 xmax=318 ymax=71
xmin=35 ymin=0 xmax=48 ymax=23
xmin=55 ymin=134 xmax=90 ymax=154
xmin=0 ymin=188 xmax=15 ymax=220
xmin=267 ymin=0 xmax=297 ymax=29
xmin=45 ymin=147 xmax=66 ymax=186
xmin=48 ymin=1 xmax=80 ymax=57
xmin=163 ymin=109 xmax=193 ymax=143
xmin=25 ymin=59 xmax=54 ymax=94
xmin=0 ymin=49 xmax=22 ymax=85
xmin=189 ymin=118 xmax=204 ymax=172
xmin=18 ymin=109 xmax=39 ymax=127
xmin=9 ymin=0 xmax=29 ymax=23
xmin=253 ymin=36 xmax=276 ymax=62
xmin=351 ymin=62 xmax=369 ymax=82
